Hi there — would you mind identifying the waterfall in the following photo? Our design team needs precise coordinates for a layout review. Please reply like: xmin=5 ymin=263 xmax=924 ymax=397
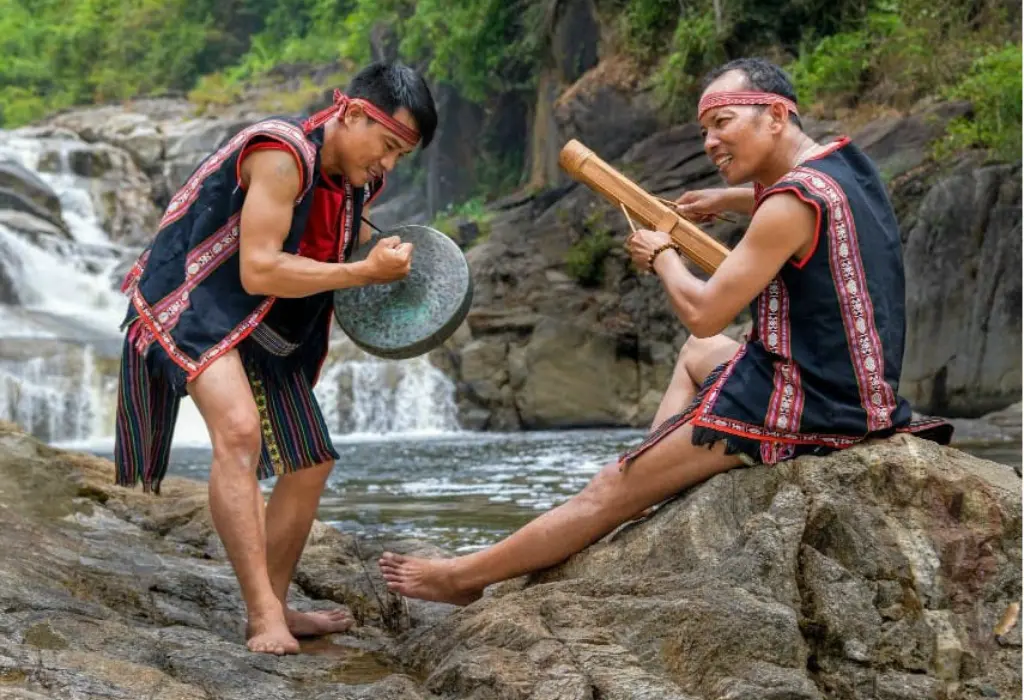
xmin=0 ymin=127 xmax=460 ymax=447
xmin=316 ymin=338 xmax=460 ymax=436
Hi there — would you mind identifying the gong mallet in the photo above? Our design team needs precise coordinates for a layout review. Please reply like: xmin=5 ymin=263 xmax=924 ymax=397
xmin=558 ymin=139 xmax=730 ymax=274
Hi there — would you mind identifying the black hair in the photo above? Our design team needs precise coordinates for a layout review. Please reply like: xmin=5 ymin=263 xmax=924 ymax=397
xmin=702 ymin=58 xmax=803 ymax=128
xmin=347 ymin=62 xmax=438 ymax=148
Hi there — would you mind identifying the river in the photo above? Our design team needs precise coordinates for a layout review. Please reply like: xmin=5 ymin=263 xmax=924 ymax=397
xmin=80 ymin=429 xmax=1021 ymax=553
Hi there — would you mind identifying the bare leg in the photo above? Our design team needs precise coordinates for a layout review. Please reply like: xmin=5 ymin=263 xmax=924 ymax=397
xmin=379 ymin=421 xmax=743 ymax=604
xmin=651 ymin=334 xmax=740 ymax=428
xmin=265 ymin=460 xmax=354 ymax=636
xmin=188 ymin=350 xmax=298 ymax=655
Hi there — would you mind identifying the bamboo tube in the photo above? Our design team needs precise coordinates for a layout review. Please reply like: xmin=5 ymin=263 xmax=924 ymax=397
xmin=559 ymin=139 xmax=730 ymax=274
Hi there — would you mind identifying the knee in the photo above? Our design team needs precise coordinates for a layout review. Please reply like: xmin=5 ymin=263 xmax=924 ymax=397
xmin=680 ymin=334 xmax=717 ymax=362
xmin=679 ymin=333 xmax=733 ymax=375
xmin=211 ymin=410 xmax=262 ymax=461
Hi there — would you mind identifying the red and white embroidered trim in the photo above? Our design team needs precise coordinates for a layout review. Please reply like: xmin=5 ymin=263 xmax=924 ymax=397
xmin=698 ymin=90 xmax=800 ymax=121
xmin=761 ymin=277 xmax=805 ymax=436
xmin=788 ymin=167 xmax=897 ymax=431
xmin=159 ymin=120 xmax=315 ymax=233
xmin=146 ymin=213 xmax=244 ymax=336
xmin=691 ymin=345 xmax=862 ymax=451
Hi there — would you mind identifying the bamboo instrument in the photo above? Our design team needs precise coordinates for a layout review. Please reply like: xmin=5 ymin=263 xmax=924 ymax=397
xmin=559 ymin=139 xmax=730 ymax=274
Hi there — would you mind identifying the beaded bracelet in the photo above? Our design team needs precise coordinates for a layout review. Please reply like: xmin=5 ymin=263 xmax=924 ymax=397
xmin=647 ymin=242 xmax=681 ymax=272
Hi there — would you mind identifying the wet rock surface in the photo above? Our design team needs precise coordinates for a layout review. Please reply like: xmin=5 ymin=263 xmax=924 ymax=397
xmin=0 ymin=420 xmax=1018 ymax=699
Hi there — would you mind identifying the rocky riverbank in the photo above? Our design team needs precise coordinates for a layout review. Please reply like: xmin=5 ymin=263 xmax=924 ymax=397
xmin=0 ymin=418 xmax=1019 ymax=699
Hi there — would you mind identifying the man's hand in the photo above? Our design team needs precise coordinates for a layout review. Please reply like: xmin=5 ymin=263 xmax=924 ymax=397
xmin=362 ymin=236 xmax=413 ymax=283
xmin=626 ymin=228 xmax=674 ymax=271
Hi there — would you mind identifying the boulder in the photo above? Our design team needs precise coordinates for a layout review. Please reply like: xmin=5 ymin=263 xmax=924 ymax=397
xmin=901 ymin=161 xmax=1022 ymax=416
xmin=515 ymin=317 xmax=640 ymax=428
xmin=554 ymin=56 xmax=663 ymax=164
xmin=400 ymin=434 xmax=1021 ymax=699
xmin=0 ymin=405 xmax=1018 ymax=698
xmin=0 ymin=186 xmax=66 ymax=234
xmin=27 ymin=136 xmax=159 ymax=245
xmin=46 ymin=100 xmax=195 ymax=173
xmin=0 ymin=421 xmax=445 ymax=699
xmin=0 ymin=162 xmax=65 ymax=231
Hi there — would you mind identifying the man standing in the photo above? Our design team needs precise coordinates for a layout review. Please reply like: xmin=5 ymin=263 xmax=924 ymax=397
xmin=378 ymin=57 xmax=951 ymax=605
xmin=115 ymin=62 xmax=437 ymax=654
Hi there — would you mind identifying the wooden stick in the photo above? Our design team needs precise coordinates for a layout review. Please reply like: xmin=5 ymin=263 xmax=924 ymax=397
xmin=559 ymin=139 xmax=730 ymax=274
xmin=653 ymin=195 xmax=737 ymax=224
xmin=620 ymin=203 xmax=638 ymax=233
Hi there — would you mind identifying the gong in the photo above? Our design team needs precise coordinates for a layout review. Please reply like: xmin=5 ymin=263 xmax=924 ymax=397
xmin=332 ymin=225 xmax=473 ymax=360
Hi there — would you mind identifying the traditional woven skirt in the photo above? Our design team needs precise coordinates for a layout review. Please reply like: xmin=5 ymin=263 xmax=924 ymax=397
xmin=619 ymin=358 xmax=953 ymax=469
xmin=115 ymin=320 xmax=338 ymax=492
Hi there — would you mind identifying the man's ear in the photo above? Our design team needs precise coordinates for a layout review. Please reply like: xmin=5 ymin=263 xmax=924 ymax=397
xmin=343 ymin=101 xmax=367 ymax=126
xmin=768 ymin=102 xmax=789 ymax=132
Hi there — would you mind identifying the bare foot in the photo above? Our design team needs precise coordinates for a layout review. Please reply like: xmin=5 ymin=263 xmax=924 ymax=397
xmin=246 ymin=611 xmax=300 ymax=655
xmin=285 ymin=607 xmax=354 ymax=638
xmin=378 ymin=552 xmax=482 ymax=606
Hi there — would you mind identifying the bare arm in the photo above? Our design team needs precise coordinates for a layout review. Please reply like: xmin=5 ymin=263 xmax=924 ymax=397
xmin=718 ymin=187 xmax=756 ymax=216
xmin=238 ymin=150 xmax=407 ymax=297
xmin=644 ymin=192 xmax=816 ymax=337
xmin=675 ymin=186 xmax=756 ymax=220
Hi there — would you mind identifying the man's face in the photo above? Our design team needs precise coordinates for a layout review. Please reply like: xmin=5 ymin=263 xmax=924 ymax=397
xmin=334 ymin=104 xmax=418 ymax=186
xmin=698 ymin=71 xmax=780 ymax=186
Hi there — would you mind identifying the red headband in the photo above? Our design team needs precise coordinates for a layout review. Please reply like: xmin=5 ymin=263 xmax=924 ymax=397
xmin=305 ymin=89 xmax=421 ymax=146
xmin=697 ymin=91 xmax=800 ymax=121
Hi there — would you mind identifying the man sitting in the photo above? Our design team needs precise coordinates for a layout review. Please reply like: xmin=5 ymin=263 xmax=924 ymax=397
xmin=378 ymin=57 xmax=952 ymax=605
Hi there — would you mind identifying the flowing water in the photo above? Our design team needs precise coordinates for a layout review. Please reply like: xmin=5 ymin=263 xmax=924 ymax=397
xmin=0 ymin=125 xmax=1019 ymax=555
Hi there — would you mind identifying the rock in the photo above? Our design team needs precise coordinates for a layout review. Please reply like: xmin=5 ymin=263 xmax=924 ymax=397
xmin=851 ymin=100 xmax=973 ymax=181
xmin=550 ymin=0 xmax=600 ymax=85
xmin=945 ymin=402 xmax=1022 ymax=445
xmin=365 ymin=186 xmax=430 ymax=230
xmin=0 ymin=413 xmax=1019 ymax=698
xmin=555 ymin=56 xmax=663 ymax=164
xmin=421 ymin=84 xmax=485 ymax=214
xmin=400 ymin=434 xmax=1021 ymax=699
xmin=459 ymin=338 xmax=508 ymax=403
xmin=0 ymin=186 xmax=66 ymax=234
xmin=0 ymin=162 xmax=65 ymax=229
xmin=450 ymin=218 xmax=481 ymax=248
xmin=515 ymin=317 xmax=639 ymax=428
xmin=0 ymin=210 xmax=68 ymax=244
xmin=0 ymin=422 xmax=444 ymax=699
xmin=46 ymin=101 xmax=194 ymax=172
xmin=901 ymin=161 xmax=1022 ymax=416
xmin=23 ymin=135 xmax=159 ymax=245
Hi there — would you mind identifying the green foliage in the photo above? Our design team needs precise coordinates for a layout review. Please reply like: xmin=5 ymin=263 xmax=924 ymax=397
xmin=610 ymin=0 xmax=683 ymax=62
xmin=0 ymin=0 xmax=264 ymax=126
xmin=787 ymin=0 xmax=1016 ymax=111
xmin=935 ymin=43 xmax=1022 ymax=162
xmin=431 ymin=196 xmax=494 ymax=246
xmin=565 ymin=214 xmax=617 ymax=286
xmin=652 ymin=10 xmax=725 ymax=120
